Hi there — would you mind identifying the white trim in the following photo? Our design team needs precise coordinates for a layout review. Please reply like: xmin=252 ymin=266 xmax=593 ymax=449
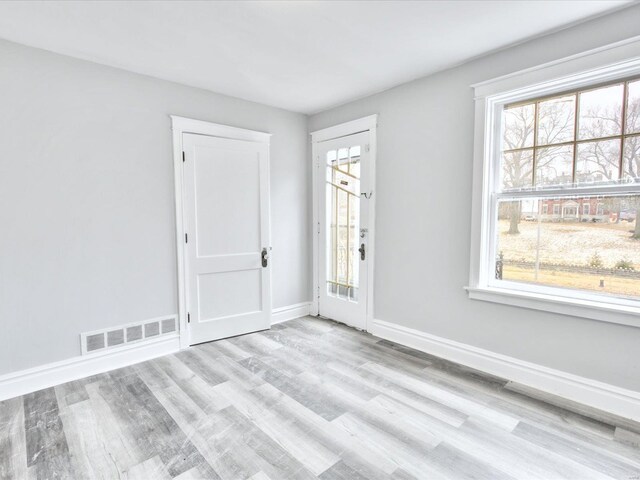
xmin=171 ymin=115 xmax=271 ymax=143
xmin=0 ymin=334 xmax=180 ymax=401
xmin=468 ymin=38 xmax=640 ymax=327
xmin=310 ymin=114 xmax=378 ymax=143
xmin=171 ymin=115 xmax=272 ymax=349
xmin=472 ymin=36 xmax=640 ymax=98
xmin=466 ymin=287 xmax=640 ymax=328
xmin=311 ymin=115 xmax=378 ymax=330
xmin=0 ymin=302 xmax=309 ymax=401
xmin=369 ymin=318 xmax=640 ymax=423
xmin=271 ymin=302 xmax=312 ymax=325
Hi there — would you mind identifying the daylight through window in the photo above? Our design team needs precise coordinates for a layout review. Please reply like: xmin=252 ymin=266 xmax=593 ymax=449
xmin=495 ymin=78 xmax=640 ymax=301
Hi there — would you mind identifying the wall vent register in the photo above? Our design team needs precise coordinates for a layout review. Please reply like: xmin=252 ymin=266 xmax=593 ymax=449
xmin=80 ymin=316 xmax=178 ymax=355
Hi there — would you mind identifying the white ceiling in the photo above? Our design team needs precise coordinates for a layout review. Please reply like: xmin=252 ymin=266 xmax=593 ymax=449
xmin=0 ymin=1 xmax=632 ymax=114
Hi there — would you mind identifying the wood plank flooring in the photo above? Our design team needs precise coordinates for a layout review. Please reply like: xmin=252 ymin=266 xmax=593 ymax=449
xmin=1 ymin=316 xmax=639 ymax=479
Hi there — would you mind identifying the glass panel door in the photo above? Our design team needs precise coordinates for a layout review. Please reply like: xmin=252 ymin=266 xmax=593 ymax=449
xmin=317 ymin=131 xmax=370 ymax=329
xmin=326 ymin=145 xmax=361 ymax=301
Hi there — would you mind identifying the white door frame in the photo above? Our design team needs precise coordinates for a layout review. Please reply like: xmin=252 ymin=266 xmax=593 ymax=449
xmin=171 ymin=115 xmax=272 ymax=349
xmin=310 ymin=114 xmax=378 ymax=331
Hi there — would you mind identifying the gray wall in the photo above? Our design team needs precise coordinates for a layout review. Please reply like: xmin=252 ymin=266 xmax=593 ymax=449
xmin=0 ymin=39 xmax=310 ymax=375
xmin=309 ymin=6 xmax=640 ymax=391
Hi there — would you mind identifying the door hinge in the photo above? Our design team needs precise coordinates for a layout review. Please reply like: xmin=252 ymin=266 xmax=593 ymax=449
xmin=317 ymin=222 xmax=320 ymax=235
xmin=365 ymin=144 xmax=370 ymax=153
xmin=185 ymin=233 xmax=188 ymax=243
xmin=187 ymin=312 xmax=191 ymax=323
xmin=182 ymin=151 xmax=185 ymax=162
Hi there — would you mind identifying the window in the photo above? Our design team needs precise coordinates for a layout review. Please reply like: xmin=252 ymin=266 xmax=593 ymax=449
xmin=469 ymin=52 xmax=640 ymax=326
xmin=498 ymin=81 xmax=640 ymax=299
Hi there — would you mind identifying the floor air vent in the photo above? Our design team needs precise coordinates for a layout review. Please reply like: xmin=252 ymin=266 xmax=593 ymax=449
xmin=81 ymin=316 xmax=178 ymax=355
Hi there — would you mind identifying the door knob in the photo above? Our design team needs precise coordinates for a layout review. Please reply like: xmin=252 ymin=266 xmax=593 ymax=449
xmin=359 ymin=243 xmax=366 ymax=261
xmin=261 ymin=248 xmax=268 ymax=267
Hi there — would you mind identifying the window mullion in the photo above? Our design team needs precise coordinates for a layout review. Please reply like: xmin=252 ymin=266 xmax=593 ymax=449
xmin=532 ymin=101 xmax=539 ymax=187
xmin=572 ymin=93 xmax=579 ymax=183
xmin=620 ymin=81 xmax=629 ymax=177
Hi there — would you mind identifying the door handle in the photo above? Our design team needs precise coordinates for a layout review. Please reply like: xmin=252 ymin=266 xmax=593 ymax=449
xmin=261 ymin=248 xmax=268 ymax=267
xmin=359 ymin=243 xmax=366 ymax=261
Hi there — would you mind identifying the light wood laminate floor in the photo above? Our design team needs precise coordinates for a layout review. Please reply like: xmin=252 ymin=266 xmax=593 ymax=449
xmin=1 ymin=317 xmax=639 ymax=479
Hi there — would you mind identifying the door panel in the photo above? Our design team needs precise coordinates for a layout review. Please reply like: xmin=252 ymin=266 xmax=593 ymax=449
xmin=183 ymin=133 xmax=271 ymax=345
xmin=197 ymin=269 xmax=262 ymax=319
xmin=317 ymin=131 xmax=370 ymax=329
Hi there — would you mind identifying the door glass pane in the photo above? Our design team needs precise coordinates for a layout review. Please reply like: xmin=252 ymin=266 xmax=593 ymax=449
xmin=326 ymin=146 xmax=361 ymax=301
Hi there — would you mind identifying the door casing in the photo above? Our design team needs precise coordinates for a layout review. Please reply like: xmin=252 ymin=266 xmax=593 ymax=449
xmin=171 ymin=115 xmax=272 ymax=349
xmin=311 ymin=115 xmax=378 ymax=331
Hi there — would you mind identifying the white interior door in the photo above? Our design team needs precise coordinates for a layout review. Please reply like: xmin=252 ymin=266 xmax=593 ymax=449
xmin=317 ymin=131 xmax=371 ymax=329
xmin=182 ymin=132 xmax=271 ymax=345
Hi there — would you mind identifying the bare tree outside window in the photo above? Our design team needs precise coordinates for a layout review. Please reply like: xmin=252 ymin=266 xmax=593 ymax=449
xmin=496 ymin=78 xmax=640 ymax=299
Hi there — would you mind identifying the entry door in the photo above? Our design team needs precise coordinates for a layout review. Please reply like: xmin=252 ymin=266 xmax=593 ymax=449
xmin=317 ymin=131 xmax=371 ymax=329
xmin=182 ymin=133 xmax=271 ymax=345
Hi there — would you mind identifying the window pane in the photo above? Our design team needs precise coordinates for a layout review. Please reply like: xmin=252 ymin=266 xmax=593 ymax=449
xmin=495 ymin=194 xmax=640 ymax=299
xmin=501 ymin=149 xmax=533 ymax=190
xmin=626 ymin=80 xmax=640 ymax=134
xmin=503 ymin=104 xmax=535 ymax=150
xmin=537 ymin=95 xmax=575 ymax=145
xmin=622 ymin=136 xmax=640 ymax=181
xmin=535 ymin=145 xmax=574 ymax=186
xmin=575 ymin=139 xmax=621 ymax=184
xmin=578 ymin=84 xmax=623 ymax=140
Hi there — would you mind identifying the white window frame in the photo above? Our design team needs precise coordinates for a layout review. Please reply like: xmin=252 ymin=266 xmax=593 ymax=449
xmin=467 ymin=37 xmax=640 ymax=328
xmin=583 ymin=203 xmax=590 ymax=216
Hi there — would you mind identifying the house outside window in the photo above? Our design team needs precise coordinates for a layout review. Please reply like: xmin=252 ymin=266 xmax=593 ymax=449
xmin=468 ymin=47 xmax=640 ymax=326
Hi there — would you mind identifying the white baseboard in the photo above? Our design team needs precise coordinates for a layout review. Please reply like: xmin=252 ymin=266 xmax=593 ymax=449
xmin=0 ymin=334 xmax=180 ymax=402
xmin=0 ymin=303 xmax=312 ymax=402
xmin=272 ymin=302 xmax=312 ymax=325
xmin=369 ymin=318 xmax=640 ymax=423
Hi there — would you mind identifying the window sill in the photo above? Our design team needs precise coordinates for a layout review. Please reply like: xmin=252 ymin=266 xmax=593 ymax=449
xmin=465 ymin=286 xmax=640 ymax=328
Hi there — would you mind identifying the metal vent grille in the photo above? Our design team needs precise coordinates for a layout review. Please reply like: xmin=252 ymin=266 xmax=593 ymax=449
xmin=162 ymin=318 xmax=176 ymax=334
xmin=107 ymin=329 xmax=125 ymax=347
xmin=86 ymin=333 xmax=105 ymax=352
xmin=81 ymin=315 xmax=178 ymax=355
xmin=145 ymin=322 xmax=160 ymax=338
xmin=126 ymin=325 xmax=143 ymax=342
